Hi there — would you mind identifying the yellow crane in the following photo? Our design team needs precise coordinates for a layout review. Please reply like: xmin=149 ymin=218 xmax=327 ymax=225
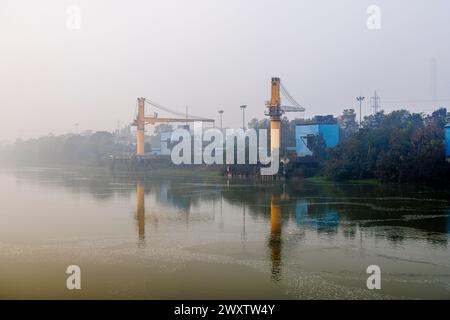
xmin=132 ymin=97 xmax=214 ymax=156
xmin=265 ymin=77 xmax=305 ymax=152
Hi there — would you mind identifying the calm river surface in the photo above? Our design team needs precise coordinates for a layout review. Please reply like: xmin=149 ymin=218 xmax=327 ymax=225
xmin=0 ymin=166 xmax=449 ymax=299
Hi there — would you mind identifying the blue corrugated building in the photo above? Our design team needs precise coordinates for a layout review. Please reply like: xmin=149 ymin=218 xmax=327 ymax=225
xmin=295 ymin=123 xmax=340 ymax=157
xmin=445 ymin=123 xmax=450 ymax=160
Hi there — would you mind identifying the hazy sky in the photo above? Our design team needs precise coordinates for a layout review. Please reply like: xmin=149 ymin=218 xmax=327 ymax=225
xmin=1 ymin=0 xmax=449 ymax=141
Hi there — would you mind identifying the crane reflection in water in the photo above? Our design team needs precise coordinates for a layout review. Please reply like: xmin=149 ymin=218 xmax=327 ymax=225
xmin=133 ymin=180 xmax=342 ymax=281
xmin=4 ymin=168 xmax=450 ymax=299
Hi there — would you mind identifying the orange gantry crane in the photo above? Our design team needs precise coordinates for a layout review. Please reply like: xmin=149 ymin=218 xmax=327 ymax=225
xmin=132 ymin=97 xmax=214 ymax=156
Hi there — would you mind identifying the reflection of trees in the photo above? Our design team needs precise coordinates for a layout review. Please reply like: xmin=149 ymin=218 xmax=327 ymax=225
xmin=13 ymin=168 xmax=450 ymax=247
xmin=14 ymin=168 xmax=132 ymax=202
xmin=219 ymin=180 xmax=449 ymax=246
xmin=11 ymin=168 xmax=450 ymax=283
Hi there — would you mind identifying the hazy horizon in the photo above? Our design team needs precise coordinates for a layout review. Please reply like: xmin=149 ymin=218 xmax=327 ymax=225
xmin=1 ymin=0 xmax=449 ymax=142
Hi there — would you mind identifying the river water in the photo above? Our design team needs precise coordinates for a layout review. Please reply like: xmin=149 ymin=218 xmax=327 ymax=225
xmin=0 ymin=166 xmax=449 ymax=299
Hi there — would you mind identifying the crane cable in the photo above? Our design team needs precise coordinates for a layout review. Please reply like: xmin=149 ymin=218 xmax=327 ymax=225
xmin=280 ymin=82 xmax=303 ymax=108
xmin=144 ymin=98 xmax=210 ymax=121
xmin=281 ymin=84 xmax=300 ymax=107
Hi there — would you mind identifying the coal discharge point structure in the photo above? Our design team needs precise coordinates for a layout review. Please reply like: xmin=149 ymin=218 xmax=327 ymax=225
xmin=264 ymin=77 xmax=306 ymax=154
xmin=267 ymin=77 xmax=282 ymax=153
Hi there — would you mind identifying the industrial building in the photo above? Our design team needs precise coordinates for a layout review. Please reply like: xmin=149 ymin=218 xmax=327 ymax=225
xmin=446 ymin=113 xmax=450 ymax=161
xmin=149 ymin=131 xmax=172 ymax=156
xmin=295 ymin=122 xmax=340 ymax=157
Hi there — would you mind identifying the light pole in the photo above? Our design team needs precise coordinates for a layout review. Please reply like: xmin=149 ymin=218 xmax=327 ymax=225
xmin=356 ymin=96 xmax=365 ymax=127
xmin=218 ymin=110 xmax=224 ymax=129
xmin=240 ymin=105 xmax=247 ymax=130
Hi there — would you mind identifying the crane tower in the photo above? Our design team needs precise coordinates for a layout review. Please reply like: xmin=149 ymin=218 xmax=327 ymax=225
xmin=265 ymin=77 xmax=305 ymax=153
xmin=267 ymin=78 xmax=282 ymax=153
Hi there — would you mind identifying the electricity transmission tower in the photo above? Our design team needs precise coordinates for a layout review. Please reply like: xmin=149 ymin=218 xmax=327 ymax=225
xmin=370 ymin=91 xmax=381 ymax=115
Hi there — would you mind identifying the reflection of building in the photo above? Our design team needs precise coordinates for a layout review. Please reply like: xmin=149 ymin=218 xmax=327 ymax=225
xmin=295 ymin=123 xmax=340 ymax=157
xmin=265 ymin=195 xmax=342 ymax=280
xmin=295 ymin=200 xmax=340 ymax=231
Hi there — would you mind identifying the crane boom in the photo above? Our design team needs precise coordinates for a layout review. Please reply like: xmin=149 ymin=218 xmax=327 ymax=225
xmin=280 ymin=105 xmax=305 ymax=112
xmin=142 ymin=117 xmax=214 ymax=124
xmin=133 ymin=97 xmax=214 ymax=156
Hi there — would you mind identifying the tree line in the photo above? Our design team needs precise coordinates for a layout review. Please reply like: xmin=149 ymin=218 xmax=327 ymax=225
xmin=323 ymin=108 xmax=450 ymax=185
xmin=0 ymin=131 xmax=132 ymax=166
xmin=1 ymin=108 xmax=449 ymax=185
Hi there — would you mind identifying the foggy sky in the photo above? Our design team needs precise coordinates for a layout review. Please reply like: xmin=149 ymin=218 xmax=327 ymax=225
xmin=1 ymin=0 xmax=449 ymax=141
